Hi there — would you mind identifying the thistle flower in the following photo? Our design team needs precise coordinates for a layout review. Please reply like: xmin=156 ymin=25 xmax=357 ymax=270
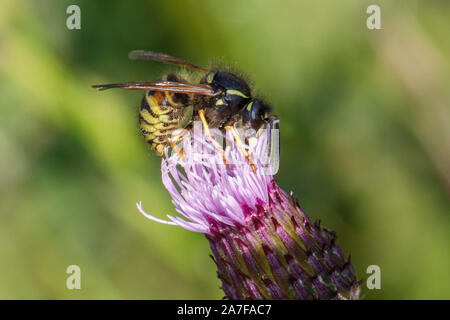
xmin=138 ymin=121 xmax=360 ymax=300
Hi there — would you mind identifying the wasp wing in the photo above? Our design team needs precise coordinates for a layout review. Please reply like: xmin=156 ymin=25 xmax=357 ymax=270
xmin=92 ymin=81 xmax=220 ymax=96
xmin=128 ymin=50 xmax=209 ymax=72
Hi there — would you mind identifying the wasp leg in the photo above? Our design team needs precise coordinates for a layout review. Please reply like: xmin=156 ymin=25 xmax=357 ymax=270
xmin=168 ymin=128 xmax=189 ymax=158
xmin=224 ymin=126 xmax=257 ymax=172
xmin=198 ymin=109 xmax=229 ymax=167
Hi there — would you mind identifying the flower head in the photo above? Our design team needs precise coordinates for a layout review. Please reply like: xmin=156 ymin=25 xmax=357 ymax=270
xmin=138 ymin=121 xmax=278 ymax=233
xmin=138 ymin=120 xmax=360 ymax=299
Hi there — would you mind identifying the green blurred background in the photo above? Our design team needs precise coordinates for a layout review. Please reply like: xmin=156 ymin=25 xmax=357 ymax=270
xmin=0 ymin=0 xmax=449 ymax=299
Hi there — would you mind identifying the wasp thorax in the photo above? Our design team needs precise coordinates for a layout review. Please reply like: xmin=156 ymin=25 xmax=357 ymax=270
xmin=203 ymin=71 xmax=251 ymax=114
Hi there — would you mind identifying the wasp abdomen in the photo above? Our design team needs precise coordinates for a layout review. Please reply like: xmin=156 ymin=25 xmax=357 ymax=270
xmin=138 ymin=73 xmax=196 ymax=157
xmin=138 ymin=91 xmax=176 ymax=155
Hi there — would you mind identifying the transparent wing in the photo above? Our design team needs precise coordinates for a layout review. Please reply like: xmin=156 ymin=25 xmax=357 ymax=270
xmin=92 ymin=80 xmax=220 ymax=96
xmin=128 ymin=50 xmax=209 ymax=72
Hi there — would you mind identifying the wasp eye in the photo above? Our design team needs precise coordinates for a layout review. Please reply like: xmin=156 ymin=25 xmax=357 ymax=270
xmin=243 ymin=100 xmax=266 ymax=130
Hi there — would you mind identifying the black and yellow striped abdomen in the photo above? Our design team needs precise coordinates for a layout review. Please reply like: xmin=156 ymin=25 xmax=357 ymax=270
xmin=139 ymin=85 xmax=193 ymax=156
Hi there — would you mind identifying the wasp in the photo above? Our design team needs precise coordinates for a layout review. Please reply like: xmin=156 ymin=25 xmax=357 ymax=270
xmin=92 ymin=50 xmax=274 ymax=168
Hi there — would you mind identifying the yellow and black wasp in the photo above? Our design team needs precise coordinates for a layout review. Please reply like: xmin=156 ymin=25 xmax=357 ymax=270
xmin=92 ymin=50 xmax=274 ymax=167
